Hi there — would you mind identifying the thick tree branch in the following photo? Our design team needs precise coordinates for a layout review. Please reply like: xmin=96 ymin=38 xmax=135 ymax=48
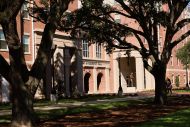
xmin=171 ymin=29 xmax=190 ymax=49
xmin=93 ymin=15 xmax=146 ymax=37
xmin=30 ymin=0 xmax=70 ymax=79
xmin=114 ymin=36 xmax=140 ymax=51
xmin=98 ymin=10 xmax=133 ymax=19
xmin=29 ymin=0 xmax=71 ymax=96
xmin=168 ymin=0 xmax=174 ymax=26
xmin=115 ymin=0 xmax=150 ymax=38
xmin=169 ymin=0 xmax=189 ymax=27
xmin=0 ymin=0 xmax=24 ymax=23
xmin=143 ymin=58 xmax=153 ymax=73
xmin=174 ymin=18 xmax=190 ymax=34
xmin=2 ymin=19 xmax=29 ymax=83
xmin=133 ymin=33 xmax=154 ymax=73
xmin=115 ymin=0 xmax=135 ymax=18
xmin=133 ymin=33 xmax=147 ymax=53
xmin=28 ymin=0 xmax=48 ymax=24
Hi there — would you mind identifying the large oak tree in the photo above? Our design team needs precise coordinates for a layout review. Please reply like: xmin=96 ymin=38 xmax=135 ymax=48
xmin=0 ymin=0 xmax=72 ymax=126
xmin=65 ymin=0 xmax=190 ymax=104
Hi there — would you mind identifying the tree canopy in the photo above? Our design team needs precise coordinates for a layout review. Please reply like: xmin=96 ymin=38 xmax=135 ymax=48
xmin=176 ymin=41 xmax=190 ymax=67
xmin=65 ymin=0 xmax=190 ymax=63
xmin=63 ymin=0 xmax=190 ymax=104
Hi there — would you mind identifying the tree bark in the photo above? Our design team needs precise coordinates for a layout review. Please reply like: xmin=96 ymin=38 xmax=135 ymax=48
xmin=11 ymin=74 xmax=35 ymax=127
xmin=0 ymin=1 xmax=72 ymax=126
xmin=152 ymin=63 xmax=167 ymax=105
xmin=2 ymin=19 xmax=35 ymax=127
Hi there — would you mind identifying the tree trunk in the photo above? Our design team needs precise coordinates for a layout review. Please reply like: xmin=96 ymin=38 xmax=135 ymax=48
xmin=153 ymin=63 xmax=167 ymax=105
xmin=2 ymin=20 xmax=35 ymax=127
xmin=11 ymin=74 xmax=35 ymax=127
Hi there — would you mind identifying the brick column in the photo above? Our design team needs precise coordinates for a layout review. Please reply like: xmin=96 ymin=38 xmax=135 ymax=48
xmin=93 ymin=67 xmax=97 ymax=93
xmin=105 ymin=68 xmax=110 ymax=93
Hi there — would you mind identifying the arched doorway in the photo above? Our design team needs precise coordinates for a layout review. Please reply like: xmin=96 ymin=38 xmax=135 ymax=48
xmin=97 ymin=73 xmax=103 ymax=90
xmin=84 ymin=73 xmax=91 ymax=93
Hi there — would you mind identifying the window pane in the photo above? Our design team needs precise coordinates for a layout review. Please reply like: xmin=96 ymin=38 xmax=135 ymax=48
xmin=0 ymin=31 xmax=7 ymax=50
xmin=23 ymin=35 xmax=29 ymax=52
xmin=23 ymin=36 xmax=29 ymax=44
xmin=82 ymin=40 xmax=89 ymax=57
xmin=23 ymin=44 xmax=29 ymax=52
xmin=23 ymin=11 xmax=29 ymax=18
xmin=0 ymin=31 xmax=5 ymax=40
xmin=96 ymin=43 xmax=101 ymax=58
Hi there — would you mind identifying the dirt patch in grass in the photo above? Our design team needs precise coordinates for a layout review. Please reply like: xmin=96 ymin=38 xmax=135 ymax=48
xmin=38 ymin=93 xmax=190 ymax=127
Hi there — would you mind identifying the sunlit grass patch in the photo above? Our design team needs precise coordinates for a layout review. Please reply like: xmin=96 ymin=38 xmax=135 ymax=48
xmin=137 ymin=108 xmax=190 ymax=127
xmin=173 ymin=89 xmax=190 ymax=93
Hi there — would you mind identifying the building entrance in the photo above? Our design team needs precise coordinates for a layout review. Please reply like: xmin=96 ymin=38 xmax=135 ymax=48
xmin=97 ymin=73 xmax=103 ymax=90
xmin=84 ymin=73 xmax=91 ymax=93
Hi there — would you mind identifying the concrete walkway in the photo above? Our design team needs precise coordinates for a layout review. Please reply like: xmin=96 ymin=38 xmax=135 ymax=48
xmin=35 ymin=94 xmax=154 ymax=110
xmin=0 ymin=92 xmax=155 ymax=116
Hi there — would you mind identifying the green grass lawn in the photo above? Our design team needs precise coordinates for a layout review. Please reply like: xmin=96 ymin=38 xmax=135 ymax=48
xmin=36 ymin=100 xmax=138 ymax=120
xmin=173 ymin=89 xmax=190 ymax=93
xmin=1 ymin=94 xmax=190 ymax=126
xmin=0 ymin=97 xmax=139 ymax=123
xmin=137 ymin=108 xmax=190 ymax=127
xmin=2 ymin=102 xmax=190 ymax=126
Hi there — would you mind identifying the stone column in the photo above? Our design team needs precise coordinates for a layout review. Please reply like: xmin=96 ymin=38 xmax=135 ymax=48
xmin=113 ymin=54 xmax=119 ymax=93
xmin=76 ymin=48 xmax=84 ymax=95
xmin=64 ymin=48 xmax=71 ymax=97
xmin=135 ymin=57 xmax=145 ymax=91
xmin=145 ymin=59 xmax=155 ymax=90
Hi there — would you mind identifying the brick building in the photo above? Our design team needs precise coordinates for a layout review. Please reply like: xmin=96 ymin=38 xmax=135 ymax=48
xmin=0 ymin=0 xmax=189 ymax=101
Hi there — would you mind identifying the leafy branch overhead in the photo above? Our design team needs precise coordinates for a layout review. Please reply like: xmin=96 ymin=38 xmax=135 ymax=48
xmin=176 ymin=41 xmax=190 ymax=67
xmin=62 ymin=0 xmax=190 ymax=72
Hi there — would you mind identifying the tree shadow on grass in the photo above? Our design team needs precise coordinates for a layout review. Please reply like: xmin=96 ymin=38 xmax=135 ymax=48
xmin=1 ymin=94 xmax=190 ymax=127
xmin=38 ymin=94 xmax=190 ymax=127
